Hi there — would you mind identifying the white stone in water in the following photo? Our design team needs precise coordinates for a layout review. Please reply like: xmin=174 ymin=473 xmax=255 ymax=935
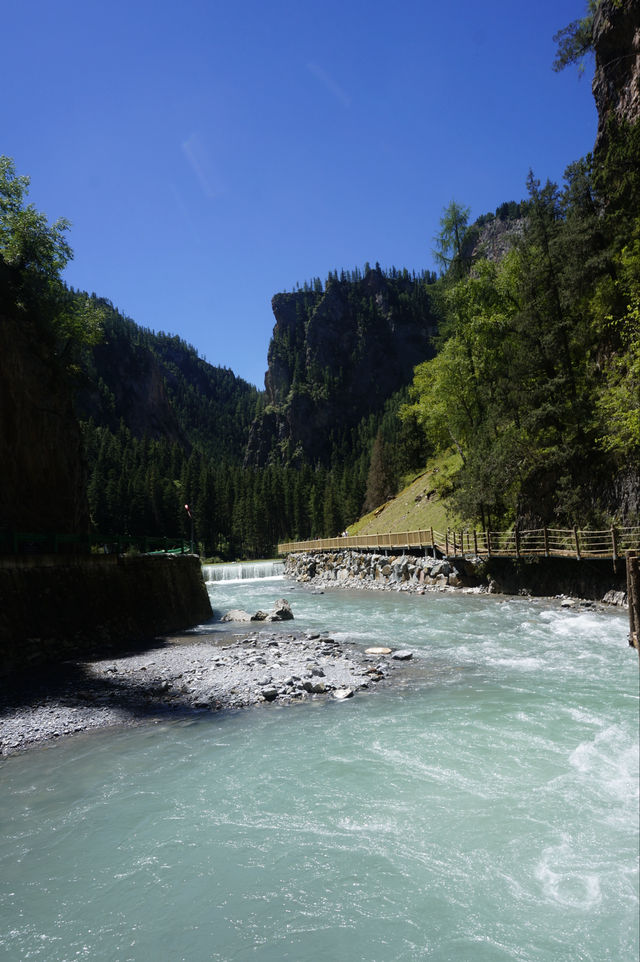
xmin=391 ymin=650 xmax=413 ymax=660
xmin=365 ymin=646 xmax=392 ymax=655
xmin=333 ymin=688 xmax=354 ymax=700
xmin=221 ymin=609 xmax=253 ymax=622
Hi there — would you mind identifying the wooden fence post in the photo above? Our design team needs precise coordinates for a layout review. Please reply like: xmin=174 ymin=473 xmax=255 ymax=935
xmin=515 ymin=527 xmax=520 ymax=559
xmin=446 ymin=529 xmax=449 ymax=556
xmin=573 ymin=526 xmax=581 ymax=561
xmin=430 ymin=527 xmax=435 ymax=556
xmin=486 ymin=531 xmax=491 ymax=558
xmin=473 ymin=530 xmax=478 ymax=556
xmin=543 ymin=526 xmax=549 ymax=557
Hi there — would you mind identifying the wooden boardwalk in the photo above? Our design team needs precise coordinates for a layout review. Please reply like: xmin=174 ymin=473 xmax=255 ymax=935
xmin=278 ymin=526 xmax=640 ymax=562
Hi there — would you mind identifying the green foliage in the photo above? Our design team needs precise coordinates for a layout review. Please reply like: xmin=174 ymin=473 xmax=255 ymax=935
xmin=82 ymin=415 xmax=373 ymax=555
xmin=594 ymin=226 xmax=640 ymax=455
xmin=0 ymin=156 xmax=72 ymax=277
xmin=432 ymin=200 xmax=474 ymax=279
xmin=0 ymin=156 xmax=103 ymax=374
xmin=404 ymin=125 xmax=640 ymax=528
xmin=552 ymin=2 xmax=597 ymax=73
xmin=362 ymin=431 xmax=396 ymax=514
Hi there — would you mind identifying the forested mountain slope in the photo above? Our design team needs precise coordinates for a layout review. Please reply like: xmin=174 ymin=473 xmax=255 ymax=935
xmin=245 ymin=266 xmax=438 ymax=468
xmin=73 ymin=301 xmax=266 ymax=550
xmin=77 ymin=300 xmax=262 ymax=461
xmin=74 ymin=271 xmax=435 ymax=555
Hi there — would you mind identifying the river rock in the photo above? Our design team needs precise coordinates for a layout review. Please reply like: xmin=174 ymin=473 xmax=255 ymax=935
xmin=602 ymin=590 xmax=626 ymax=607
xmin=266 ymin=599 xmax=294 ymax=621
xmin=221 ymin=609 xmax=253 ymax=622
xmin=333 ymin=688 xmax=354 ymax=700
xmin=366 ymin=646 xmax=392 ymax=655
xmin=391 ymin=650 xmax=413 ymax=660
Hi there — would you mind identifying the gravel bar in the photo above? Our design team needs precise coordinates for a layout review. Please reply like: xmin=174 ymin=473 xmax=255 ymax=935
xmin=0 ymin=629 xmax=408 ymax=757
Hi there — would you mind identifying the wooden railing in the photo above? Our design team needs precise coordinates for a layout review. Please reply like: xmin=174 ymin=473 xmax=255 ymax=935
xmin=278 ymin=526 xmax=640 ymax=561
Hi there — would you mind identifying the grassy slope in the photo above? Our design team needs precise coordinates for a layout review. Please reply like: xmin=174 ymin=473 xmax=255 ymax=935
xmin=348 ymin=450 xmax=462 ymax=536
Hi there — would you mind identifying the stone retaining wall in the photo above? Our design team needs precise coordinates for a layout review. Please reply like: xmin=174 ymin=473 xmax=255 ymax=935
xmin=285 ymin=550 xmax=470 ymax=592
xmin=285 ymin=550 xmax=629 ymax=605
xmin=0 ymin=554 xmax=212 ymax=675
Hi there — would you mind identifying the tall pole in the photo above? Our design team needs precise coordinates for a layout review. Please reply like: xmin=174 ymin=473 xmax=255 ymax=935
xmin=184 ymin=504 xmax=195 ymax=554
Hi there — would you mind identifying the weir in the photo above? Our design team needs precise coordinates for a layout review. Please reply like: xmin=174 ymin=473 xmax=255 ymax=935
xmin=203 ymin=560 xmax=285 ymax=582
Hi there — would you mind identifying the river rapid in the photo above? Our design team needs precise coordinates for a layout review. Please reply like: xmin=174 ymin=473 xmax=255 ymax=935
xmin=0 ymin=567 xmax=638 ymax=961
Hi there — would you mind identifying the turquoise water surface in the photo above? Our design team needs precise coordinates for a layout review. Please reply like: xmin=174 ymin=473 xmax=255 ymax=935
xmin=1 ymin=573 xmax=638 ymax=961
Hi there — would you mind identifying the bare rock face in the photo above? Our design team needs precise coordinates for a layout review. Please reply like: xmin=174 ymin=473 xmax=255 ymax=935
xmin=464 ymin=216 xmax=526 ymax=264
xmin=592 ymin=0 xmax=640 ymax=151
xmin=0 ymin=314 xmax=89 ymax=537
xmin=77 ymin=333 xmax=185 ymax=444
xmin=246 ymin=269 xmax=437 ymax=467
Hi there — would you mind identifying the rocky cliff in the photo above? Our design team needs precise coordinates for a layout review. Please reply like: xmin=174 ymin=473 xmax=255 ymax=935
xmin=245 ymin=268 xmax=437 ymax=467
xmin=0 ymin=312 xmax=89 ymax=539
xmin=77 ymin=305 xmax=262 ymax=461
xmin=79 ymin=329 xmax=185 ymax=445
xmin=592 ymin=0 xmax=640 ymax=150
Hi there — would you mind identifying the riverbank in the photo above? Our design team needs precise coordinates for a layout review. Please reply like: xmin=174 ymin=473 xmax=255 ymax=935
xmin=0 ymin=625 xmax=410 ymax=757
xmin=284 ymin=549 xmax=629 ymax=605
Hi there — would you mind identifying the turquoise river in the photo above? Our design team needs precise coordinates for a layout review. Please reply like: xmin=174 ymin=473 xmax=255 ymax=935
xmin=1 ymin=566 xmax=638 ymax=961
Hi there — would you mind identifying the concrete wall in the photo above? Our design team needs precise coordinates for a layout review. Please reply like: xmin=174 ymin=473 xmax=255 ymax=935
xmin=0 ymin=554 xmax=212 ymax=675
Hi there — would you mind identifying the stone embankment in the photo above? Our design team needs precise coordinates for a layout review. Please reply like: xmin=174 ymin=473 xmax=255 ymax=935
xmin=285 ymin=549 xmax=630 ymax=605
xmin=0 ymin=553 xmax=212 ymax=674
xmin=0 ymin=626 xmax=410 ymax=756
xmin=285 ymin=550 xmax=472 ymax=593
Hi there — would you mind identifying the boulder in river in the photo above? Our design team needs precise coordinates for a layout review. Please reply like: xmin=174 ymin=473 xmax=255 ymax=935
xmin=266 ymin=599 xmax=294 ymax=621
xmin=333 ymin=687 xmax=354 ymax=700
xmin=221 ymin=609 xmax=253 ymax=622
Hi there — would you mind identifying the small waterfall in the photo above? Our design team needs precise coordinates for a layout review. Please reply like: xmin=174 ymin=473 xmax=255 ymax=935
xmin=203 ymin=560 xmax=285 ymax=582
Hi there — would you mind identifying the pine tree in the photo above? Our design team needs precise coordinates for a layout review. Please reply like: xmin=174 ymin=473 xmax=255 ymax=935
xmin=362 ymin=431 xmax=396 ymax=514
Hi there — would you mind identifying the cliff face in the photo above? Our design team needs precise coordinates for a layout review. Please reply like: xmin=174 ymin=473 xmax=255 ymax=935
xmin=77 ymin=309 xmax=262 ymax=462
xmin=592 ymin=0 xmax=640 ymax=150
xmin=0 ymin=314 xmax=89 ymax=537
xmin=246 ymin=269 xmax=437 ymax=467
xmin=77 ymin=321 xmax=185 ymax=445
xmin=463 ymin=215 xmax=527 ymax=266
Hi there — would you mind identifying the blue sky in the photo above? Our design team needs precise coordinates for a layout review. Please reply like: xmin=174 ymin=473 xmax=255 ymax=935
xmin=3 ymin=0 xmax=596 ymax=387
